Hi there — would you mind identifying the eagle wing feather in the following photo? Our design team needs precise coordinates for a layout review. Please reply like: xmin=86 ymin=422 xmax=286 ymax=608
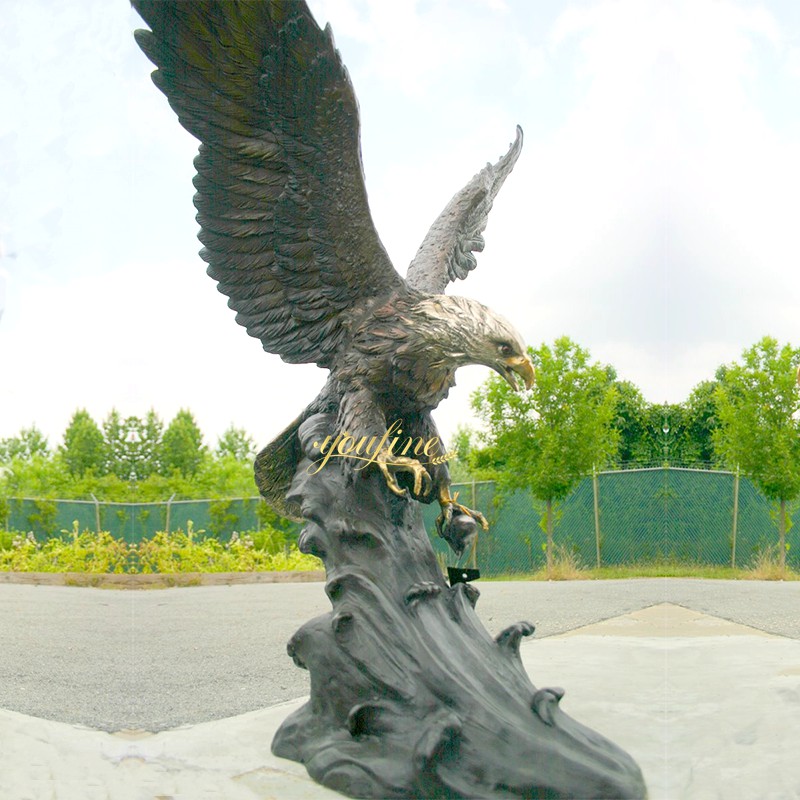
xmin=132 ymin=0 xmax=406 ymax=368
xmin=405 ymin=126 xmax=523 ymax=295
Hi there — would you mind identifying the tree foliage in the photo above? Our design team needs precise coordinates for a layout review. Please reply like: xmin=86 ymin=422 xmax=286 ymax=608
xmin=135 ymin=410 xmax=165 ymax=479
xmin=215 ymin=425 xmax=256 ymax=462
xmin=456 ymin=353 xmax=723 ymax=481
xmin=640 ymin=403 xmax=688 ymax=464
xmin=472 ymin=337 xmax=619 ymax=498
xmin=0 ymin=426 xmax=50 ymax=462
xmin=609 ymin=387 xmax=720 ymax=467
xmin=161 ymin=409 xmax=206 ymax=477
xmin=683 ymin=380 xmax=719 ymax=464
xmin=713 ymin=336 xmax=800 ymax=569
xmin=60 ymin=410 xmax=106 ymax=477
xmin=470 ymin=337 xmax=619 ymax=571
xmin=0 ymin=409 xmax=259 ymax=502
xmin=610 ymin=380 xmax=650 ymax=464
xmin=102 ymin=410 xmax=129 ymax=480
xmin=444 ymin=425 xmax=478 ymax=483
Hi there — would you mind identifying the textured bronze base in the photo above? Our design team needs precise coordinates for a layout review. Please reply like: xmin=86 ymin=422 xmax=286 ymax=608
xmin=272 ymin=413 xmax=647 ymax=799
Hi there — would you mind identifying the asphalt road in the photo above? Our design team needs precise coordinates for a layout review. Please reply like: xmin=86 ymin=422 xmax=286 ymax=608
xmin=0 ymin=579 xmax=797 ymax=732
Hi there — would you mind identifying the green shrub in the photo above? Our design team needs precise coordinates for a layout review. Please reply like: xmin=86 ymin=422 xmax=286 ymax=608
xmin=0 ymin=525 xmax=132 ymax=573
xmin=135 ymin=527 xmax=320 ymax=573
xmin=0 ymin=524 xmax=321 ymax=574
xmin=247 ymin=526 xmax=288 ymax=555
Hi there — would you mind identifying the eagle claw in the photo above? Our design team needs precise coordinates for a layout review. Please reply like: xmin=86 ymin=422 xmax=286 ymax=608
xmin=436 ymin=489 xmax=489 ymax=557
xmin=375 ymin=449 xmax=432 ymax=498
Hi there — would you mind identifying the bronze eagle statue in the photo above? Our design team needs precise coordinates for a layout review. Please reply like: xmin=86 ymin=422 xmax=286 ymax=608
xmin=132 ymin=0 xmax=534 ymax=539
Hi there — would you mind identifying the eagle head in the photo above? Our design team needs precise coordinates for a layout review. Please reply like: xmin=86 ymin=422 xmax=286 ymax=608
xmin=411 ymin=296 xmax=535 ymax=391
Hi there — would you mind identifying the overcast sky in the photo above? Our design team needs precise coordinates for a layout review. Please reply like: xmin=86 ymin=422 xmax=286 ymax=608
xmin=2 ymin=0 xmax=800 ymax=451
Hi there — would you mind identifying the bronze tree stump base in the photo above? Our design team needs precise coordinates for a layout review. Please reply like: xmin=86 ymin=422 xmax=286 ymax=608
xmin=272 ymin=414 xmax=647 ymax=799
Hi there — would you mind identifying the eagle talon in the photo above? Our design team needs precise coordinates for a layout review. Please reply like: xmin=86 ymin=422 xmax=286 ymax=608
xmin=437 ymin=489 xmax=489 ymax=534
xmin=436 ymin=488 xmax=489 ymax=556
xmin=436 ymin=503 xmax=489 ymax=537
xmin=375 ymin=449 xmax=431 ymax=498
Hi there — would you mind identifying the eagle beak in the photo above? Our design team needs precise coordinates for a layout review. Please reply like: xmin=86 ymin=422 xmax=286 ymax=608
xmin=495 ymin=354 xmax=535 ymax=391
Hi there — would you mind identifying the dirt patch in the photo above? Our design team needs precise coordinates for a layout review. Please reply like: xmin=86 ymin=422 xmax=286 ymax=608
xmin=0 ymin=570 xmax=325 ymax=589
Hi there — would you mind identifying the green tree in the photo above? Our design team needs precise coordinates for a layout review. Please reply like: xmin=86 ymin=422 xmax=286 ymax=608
xmin=611 ymin=380 xmax=650 ymax=464
xmin=713 ymin=337 xmax=800 ymax=571
xmin=194 ymin=454 xmax=257 ymax=498
xmin=0 ymin=426 xmax=50 ymax=463
xmin=0 ymin=454 xmax=68 ymax=499
xmin=215 ymin=425 xmax=256 ymax=462
xmin=132 ymin=410 xmax=164 ymax=480
xmin=102 ymin=410 xmax=129 ymax=480
xmin=683 ymin=380 xmax=719 ymax=465
xmin=471 ymin=336 xmax=619 ymax=574
xmin=647 ymin=403 xmax=686 ymax=464
xmin=606 ymin=379 xmax=722 ymax=467
xmin=0 ymin=410 xmax=271 ymax=504
xmin=60 ymin=410 xmax=106 ymax=476
xmin=445 ymin=425 xmax=478 ymax=483
xmin=161 ymin=409 xmax=206 ymax=477
xmin=627 ymin=401 xmax=706 ymax=466
xmin=100 ymin=411 xmax=164 ymax=482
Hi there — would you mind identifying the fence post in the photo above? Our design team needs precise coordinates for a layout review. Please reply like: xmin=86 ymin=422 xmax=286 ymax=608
xmin=592 ymin=466 xmax=601 ymax=568
xmin=471 ymin=480 xmax=478 ymax=569
xmin=165 ymin=493 xmax=176 ymax=534
xmin=90 ymin=493 xmax=101 ymax=533
xmin=731 ymin=466 xmax=740 ymax=568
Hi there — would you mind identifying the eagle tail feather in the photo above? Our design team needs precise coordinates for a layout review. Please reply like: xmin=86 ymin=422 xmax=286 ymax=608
xmin=254 ymin=411 xmax=309 ymax=521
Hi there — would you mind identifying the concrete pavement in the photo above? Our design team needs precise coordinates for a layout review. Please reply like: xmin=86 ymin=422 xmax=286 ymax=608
xmin=1 ymin=579 xmax=797 ymax=732
xmin=1 ymin=587 xmax=800 ymax=799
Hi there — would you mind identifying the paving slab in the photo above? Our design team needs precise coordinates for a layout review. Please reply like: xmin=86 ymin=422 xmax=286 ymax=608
xmin=0 ymin=701 xmax=340 ymax=800
xmin=527 ymin=604 xmax=800 ymax=800
xmin=2 ymin=602 xmax=799 ymax=799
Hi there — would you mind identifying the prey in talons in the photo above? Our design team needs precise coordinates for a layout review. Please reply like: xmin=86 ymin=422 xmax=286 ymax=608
xmin=436 ymin=486 xmax=488 ymax=557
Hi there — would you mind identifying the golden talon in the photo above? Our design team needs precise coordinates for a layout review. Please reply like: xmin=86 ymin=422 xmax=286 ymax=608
xmin=436 ymin=486 xmax=489 ymax=534
xmin=375 ymin=449 xmax=431 ymax=498
xmin=456 ymin=505 xmax=488 ymax=531
xmin=387 ymin=477 xmax=407 ymax=497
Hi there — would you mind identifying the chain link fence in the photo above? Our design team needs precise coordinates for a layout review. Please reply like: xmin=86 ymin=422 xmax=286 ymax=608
xmin=421 ymin=468 xmax=798 ymax=574
xmin=4 ymin=468 xmax=798 ymax=574
xmin=3 ymin=497 xmax=267 ymax=544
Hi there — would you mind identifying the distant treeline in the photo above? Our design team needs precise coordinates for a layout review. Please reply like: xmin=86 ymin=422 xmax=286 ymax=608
xmin=0 ymin=409 xmax=263 ymax=504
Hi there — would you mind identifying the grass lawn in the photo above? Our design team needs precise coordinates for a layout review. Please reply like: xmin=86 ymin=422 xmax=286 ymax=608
xmin=487 ymin=563 xmax=800 ymax=581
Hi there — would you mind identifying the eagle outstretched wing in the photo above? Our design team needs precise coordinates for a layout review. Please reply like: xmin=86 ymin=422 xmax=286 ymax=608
xmin=405 ymin=126 xmax=523 ymax=295
xmin=132 ymin=0 xmax=406 ymax=368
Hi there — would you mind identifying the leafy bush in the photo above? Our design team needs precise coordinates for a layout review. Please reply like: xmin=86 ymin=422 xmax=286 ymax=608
xmin=0 ymin=523 xmax=321 ymax=574
xmin=248 ymin=526 xmax=288 ymax=554
xmin=0 ymin=525 xmax=132 ymax=573
xmin=136 ymin=527 xmax=320 ymax=573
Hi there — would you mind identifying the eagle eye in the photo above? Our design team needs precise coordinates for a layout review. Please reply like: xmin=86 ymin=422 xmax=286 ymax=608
xmin=497 ymin=342 xmax=514 ymax=358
